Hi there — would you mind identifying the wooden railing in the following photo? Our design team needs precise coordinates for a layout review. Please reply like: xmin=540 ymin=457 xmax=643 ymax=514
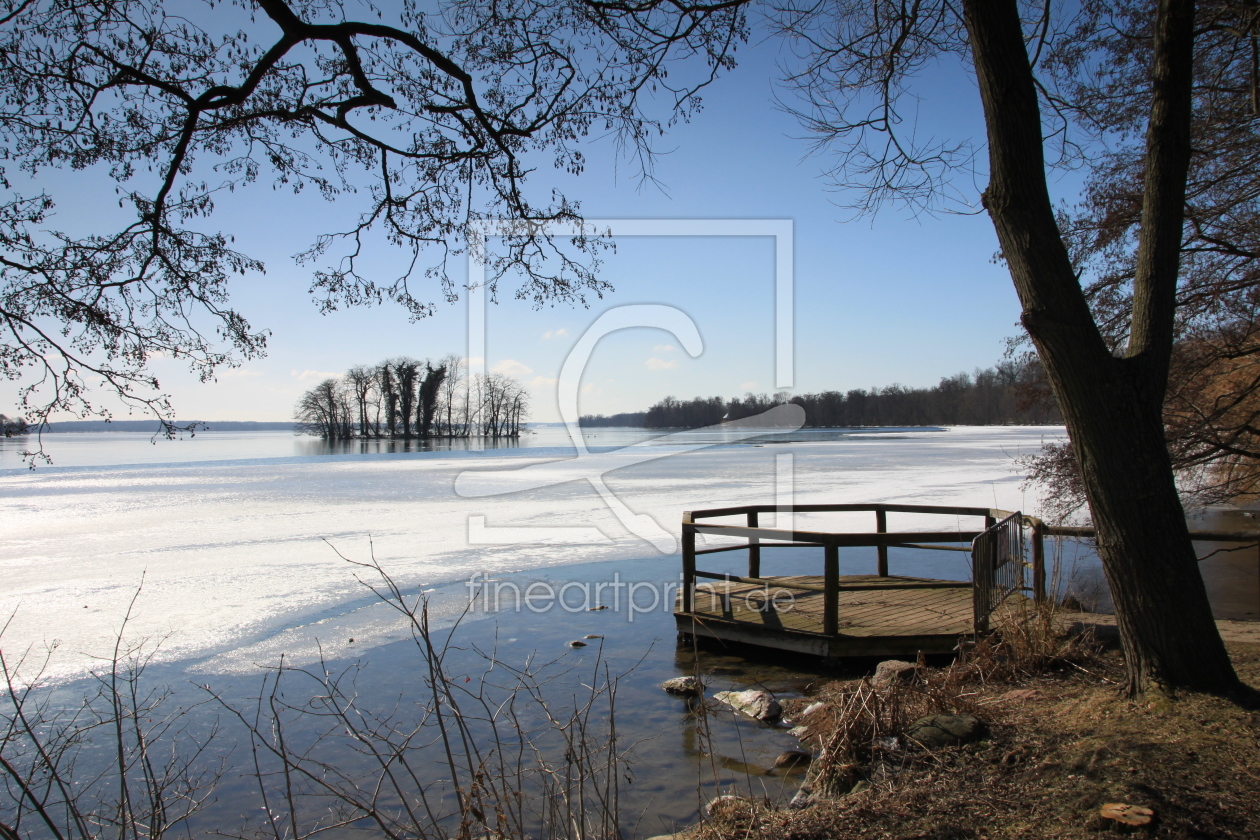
xmin=680 ymin=503 xmax=1260 ymax=634
xmin=682 ymin=503 xmax=1001 ymax=636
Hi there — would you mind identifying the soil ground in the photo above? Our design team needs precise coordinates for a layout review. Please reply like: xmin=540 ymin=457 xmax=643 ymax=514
xmin=696 ymin=619 xmax=1260 ymax=840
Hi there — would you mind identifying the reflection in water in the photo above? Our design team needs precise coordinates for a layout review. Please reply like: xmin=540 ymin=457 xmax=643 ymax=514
xmin=292 ymin=424 xmax=935 ymax=457
xmin=1192 ymin=508 xmax=1260 ymax=621
xmin=0 ymin=423 xmax=946 ymax=469
xmin=1046 ymin=507 xmax=1260 ymax=620
xmin=294 ymin=434 xmax=529 ymax=456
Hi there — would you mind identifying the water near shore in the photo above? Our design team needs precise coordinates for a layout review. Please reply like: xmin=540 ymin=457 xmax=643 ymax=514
xmin=11 ymin=553 xmax=849 ymax=836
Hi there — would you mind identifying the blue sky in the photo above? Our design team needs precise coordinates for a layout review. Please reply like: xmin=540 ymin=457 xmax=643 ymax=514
xmin=5 ymin=20 xmax=1069 ymax=424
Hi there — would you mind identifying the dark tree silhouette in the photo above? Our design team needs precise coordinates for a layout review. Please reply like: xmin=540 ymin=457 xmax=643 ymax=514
xmin=1014 ymin=0 xmax=1260 ymax=515
xmin=392 ymin=358 xmax=422 ymax=439
xmin=346 ymin=365 xmax=376 ymax=440
xmin=0 ymin=413 xmax=28 ymax=436
xmin=0 ymin=0 xmax=746 ymax=454
xmin=295 ymin=355 xmax=523 ymax=439
xmin=295 ymin=378 xmax=350 ymax=439
xmin=766 ymin=0 xmax=1243 ymax=695
xmin=590 ymin=361 xmax=1060 ymax=429
xmin=417 ymin=363 xmax=448 ymax=439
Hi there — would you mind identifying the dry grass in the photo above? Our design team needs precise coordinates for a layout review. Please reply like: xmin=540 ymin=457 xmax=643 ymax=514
xmin=773 ymin=606 xmax=1100 ymax=801
xmin=689 ymin=613 xmax=1260 ymax=840
xmin=955 ymin=603 xmax=1102 ymax=683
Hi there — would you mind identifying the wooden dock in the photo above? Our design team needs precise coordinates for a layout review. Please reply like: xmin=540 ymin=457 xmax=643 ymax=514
xmin=674 ymin=504 xmax=1033 ymax=661
xmin=676 ymin=573 xmax=975 ymax=658
xmin=674 ymin=503 xmax=1260 ymax=661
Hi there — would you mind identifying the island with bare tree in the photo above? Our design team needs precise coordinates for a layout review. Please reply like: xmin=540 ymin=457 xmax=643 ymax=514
xmin=295 ymin=356 xmax=528 ymax=440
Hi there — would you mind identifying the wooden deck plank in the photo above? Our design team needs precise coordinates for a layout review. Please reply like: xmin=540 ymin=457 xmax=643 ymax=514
xmin=676 ymin=573 xmax=976 ymax=645
xmin=683 ymin=586 xmax=969 ymax=622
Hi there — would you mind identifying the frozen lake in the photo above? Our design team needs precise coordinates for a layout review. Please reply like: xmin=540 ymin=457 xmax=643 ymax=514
xmin=2 ymin=423 xmax=1250 ymax=685
xmin=0 ymin=424 xmax=1053 ymax=682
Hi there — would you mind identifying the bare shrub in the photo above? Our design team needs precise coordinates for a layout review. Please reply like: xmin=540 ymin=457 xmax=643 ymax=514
xmin=207 ymin=544 xmax=631 ymax=840
xmin=0 ymin=588 xmax=224 ymax=840
xmin=1 ymin=552 xmax=637 ymax=840
xmin=787 ymin=604 xmax=1102 ymax=802
xmin=955 ymin=603 xmax=1100 ymax=685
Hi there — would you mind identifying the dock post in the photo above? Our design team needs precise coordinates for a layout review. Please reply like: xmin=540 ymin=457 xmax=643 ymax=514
xmin=682 ymin=516 xmax=696 ymax=614
xmin=1031 ymin=520 xmax=1046 ymax=605
xmin=876 ymin=507 xmax=889 ymax=577
xmin=824 ymin=543 xmax=839 ymax=636
xmin=748 ymin=510 xmax=761 ymax=578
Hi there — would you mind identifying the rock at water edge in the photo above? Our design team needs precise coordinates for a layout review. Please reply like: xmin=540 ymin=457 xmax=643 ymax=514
xmin=660 ymin=676 xmax=703 ymax=698
xmin=713 ymin=689 xmax=782 ymax=723
xmin=704 ymin=795 xmax=751 ymax=818
xmin=774 ymin=750 xmax=813 ymax=770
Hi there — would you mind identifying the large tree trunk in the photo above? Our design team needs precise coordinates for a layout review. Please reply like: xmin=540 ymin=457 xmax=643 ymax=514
xmin=962 ymin=0 xmax=1240 ymax=695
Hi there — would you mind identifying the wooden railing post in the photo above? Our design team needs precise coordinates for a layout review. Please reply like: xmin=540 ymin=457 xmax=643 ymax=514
xmin=876 ymin=506 xmax=889 ymax=576
xmin=1031 ymin=520 xmax=1046 ymax=605
xmin=824 ymin=543 xmax=839 ymax=636
xmin=972 ymin=525 xmax=991 ymax=633
xmin=682 ymin=516 xmax=696 ymax=614
xmin=747 ymin=510 xmax=761 ymax=578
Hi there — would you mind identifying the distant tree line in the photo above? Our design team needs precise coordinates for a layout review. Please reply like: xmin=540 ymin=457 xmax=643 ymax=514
xmin=296 ymin=356 xmax=529 ymax=440
xmin=3 ymin=419 xmax=293 ymax=433
xmin=577 ymin=411 xmax=648 ymax=428
xmin=580 ymin=361 xmax=1061 ymax=429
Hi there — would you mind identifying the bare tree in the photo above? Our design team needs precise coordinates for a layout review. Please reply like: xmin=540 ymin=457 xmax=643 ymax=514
xmin=435 ymin=354 xmax=467 ymax=437
xmin=1012 ymin=0 xmax=1260 ymax=514
xmin=0 ymin=0 xmax=747 ymax=452
xmin=769 ymin=0 xmax=1242 ymax=695
xmin=295 ymin=378 xmax=350 ymax=440
xmin=345 ymin=365 xmax=376 ymax=438
xmin=377 ymin=362 xmax=397 ymax=439
xmin=297 ymin=355 xmax=526 ymax=440
xmin=468 ymin=372 xmax=529 ymax=437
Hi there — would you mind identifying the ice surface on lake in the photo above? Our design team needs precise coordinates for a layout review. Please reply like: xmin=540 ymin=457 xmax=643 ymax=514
xmin=0 ymin=426 xmax=1062 ymax=683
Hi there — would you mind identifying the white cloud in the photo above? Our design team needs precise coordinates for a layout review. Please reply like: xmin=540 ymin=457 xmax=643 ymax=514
xmin=293 ymin=369 xmax=343 ymax=382
xmin=652 ymin=344 xmax=676 ymax=354
xmin=645 ymin=357 xmax=678 ymax=370
xmin=740 ymin=381 xmax=758 ymax=390
xmin=492 ymin=359 xmax=534 ymax=377
xmin=530 ymin=376 xmax=558 ymax=387
xmin=542 ymin=328 xmax=570 ymax=340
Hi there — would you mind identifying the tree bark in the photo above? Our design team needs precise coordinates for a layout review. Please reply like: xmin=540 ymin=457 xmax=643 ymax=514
xmin=962 ymin=0 xmax=1240 ymax=694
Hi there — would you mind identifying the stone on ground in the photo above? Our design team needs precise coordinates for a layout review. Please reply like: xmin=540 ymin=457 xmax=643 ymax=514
xmin=704 ymin=794 xmax=751 ymax=817
xmin=904 ymin=713 xmax=986 ymax=748
xmin=871 ymin=659 xmax=917 ymax=687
